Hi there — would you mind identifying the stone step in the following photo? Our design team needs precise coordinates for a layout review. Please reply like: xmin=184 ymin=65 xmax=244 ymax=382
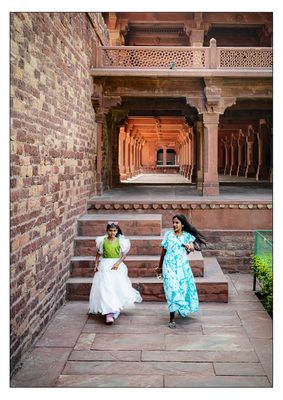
xmin=70 ymin=253 xmax=204 ymax=278
xmin=74 ymin=235 xmax=202 ymax=257
xmin=74 ymin=235 xmax=163 ymax=256
xmin=66 ymin=257 xmax=228 ymax=303
xmin=77 ymin=214 xmax=162 ymax=236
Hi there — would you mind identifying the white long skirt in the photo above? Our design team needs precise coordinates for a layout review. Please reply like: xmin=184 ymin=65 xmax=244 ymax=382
xmin=88 ymin=258 xmax=142 ymax=318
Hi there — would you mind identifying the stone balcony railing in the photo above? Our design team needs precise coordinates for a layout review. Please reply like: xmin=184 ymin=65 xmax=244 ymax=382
xmin=94 ymin=39 xmax=272 ymax=70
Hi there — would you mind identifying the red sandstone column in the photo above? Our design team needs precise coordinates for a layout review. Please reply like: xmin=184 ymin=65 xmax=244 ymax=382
xmin=229 ymin=134 xmax=237 ymax=175
xmin=223 ymin=138 xmax=230 ymax=175
xmin=188 ymin=132 xmax=193 ymax=181
xmin=95 ymin=113 xmax=103 ymax=195
xmin=202 ymin=113 xmax=220 ymax=195
xmin=195 ymin=120 xmax=204 ymax=191
xmin=245 ymin=126 xmax=256 ymax=178
xmin=191 ymin=127 xmax=197 ymax=182
xmin=128 ymin=134 xmax=134 ymax=178
xmin=237 ymin=130 xmax=246 ymax=176
xmin=119 ymin=127 xmax=127 ymax=180
xmin=137 ymin=142 xmax=141 ymax=173
xmin=256 ymin=120 xmax=268 ymax=180
xmin=124 ymin=131 xmax=131 ymax=179
xmin=163 ymin=146 xmax=167 ymax=166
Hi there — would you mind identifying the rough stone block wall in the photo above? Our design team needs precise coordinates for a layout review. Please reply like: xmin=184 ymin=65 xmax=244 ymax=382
xmin=201 ymin=230 xmax=255 ymax=273
xmin=10 ymin=12 xmax=108 ymax=371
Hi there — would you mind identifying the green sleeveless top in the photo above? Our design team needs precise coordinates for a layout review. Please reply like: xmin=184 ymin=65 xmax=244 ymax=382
xmin=103 ymin=238 xmax=120 ymax=258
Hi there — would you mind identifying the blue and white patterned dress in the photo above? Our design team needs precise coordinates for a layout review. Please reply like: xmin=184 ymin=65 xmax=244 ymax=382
xmin=161 ymin=230 xmax=199 ymax=316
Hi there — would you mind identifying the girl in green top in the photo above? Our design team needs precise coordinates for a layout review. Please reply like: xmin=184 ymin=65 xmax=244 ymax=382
xmin=88 ymin=222 xmax=142 ymax=324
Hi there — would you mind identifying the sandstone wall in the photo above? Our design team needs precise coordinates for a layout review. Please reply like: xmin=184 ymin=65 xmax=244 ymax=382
xmin=10 ymin=12 xmax=108 ymax=370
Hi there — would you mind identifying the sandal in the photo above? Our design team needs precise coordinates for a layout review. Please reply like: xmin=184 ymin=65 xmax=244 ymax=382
xmin=105 ymin=313 xmax=114 ymax=325
xmin=168 ymin=321 xmax=176 ymax=329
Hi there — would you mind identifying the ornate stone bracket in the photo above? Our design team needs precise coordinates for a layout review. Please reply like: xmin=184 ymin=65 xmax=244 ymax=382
xmin=91 ymin=94 xmax=122 ymax=116
xmin=186 ymin=92 xmax=236 ymax=115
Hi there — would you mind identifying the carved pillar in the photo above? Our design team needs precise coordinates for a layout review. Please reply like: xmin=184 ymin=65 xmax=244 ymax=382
xmin=187 ymin=132 xmax=193 ymax=182
xmin=256 ymin=120 xmax=269 ymax=180
xmin=124 ymin=130 xmax=131 ymax=179
xmin=237 ymin=129 xmax=246 ymax=176
xmin=94 ymin=112 xmax=103 ymax=195
xmin=222 ymin=137 xmax=230 ymax=175
xmin=128 ymin=134 xmax=133 ymax=178
xmin=245 ymin=125 xmax=256 ymax=178
xmin=186 ymin=84 xmax=236 ymax=195
xmin=119 ymin=127 xmax=127 ymax=180
xmin=202 ymin=113 xmax=220 ymax=195
xmin=191 ymin=126 xmax=197 ymax=183
xmin=163 ymin=146 xmax=167 ymax=166
xmin=229 ymin=134 xmax=238 ymax=176
xmin=108 ymin=109 xmax=128 ymax=187
xmin=189 ymin=29 xmax=204 ymax=46
xmin=137 ymin=142 xmax=141 ymax=173
xmin=91 ymin=88 xmax=122 ymax=194
xmin=195 ymin=120 xmax=204 ymax=191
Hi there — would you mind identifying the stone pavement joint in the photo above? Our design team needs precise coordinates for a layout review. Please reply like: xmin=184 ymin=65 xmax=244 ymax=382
xmin=11 ymin=273 xmax=272 ymax=388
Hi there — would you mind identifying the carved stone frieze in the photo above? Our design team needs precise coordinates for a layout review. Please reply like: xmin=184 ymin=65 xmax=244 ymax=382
xmin=87 ymin=202 xmax=272 ymax=211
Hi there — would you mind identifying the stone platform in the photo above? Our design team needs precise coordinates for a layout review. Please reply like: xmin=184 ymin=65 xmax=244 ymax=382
xmin=10 ymin=273 xmax=272 ymax=388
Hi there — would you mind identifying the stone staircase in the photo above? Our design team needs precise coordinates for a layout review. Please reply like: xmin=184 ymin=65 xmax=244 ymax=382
xmin=66 ymin=214 xmax=228 ymax=302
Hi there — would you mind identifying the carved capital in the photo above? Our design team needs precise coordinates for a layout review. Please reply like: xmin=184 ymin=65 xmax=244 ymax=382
xmin=202 ymin=112 xmax=220 ymax=126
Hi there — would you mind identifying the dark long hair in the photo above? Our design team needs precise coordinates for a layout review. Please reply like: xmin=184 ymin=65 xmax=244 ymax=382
xmin=106 ymin=222 xmax=123 ymax=237
xmin=173 ymin=214 xmax=206 ymax=249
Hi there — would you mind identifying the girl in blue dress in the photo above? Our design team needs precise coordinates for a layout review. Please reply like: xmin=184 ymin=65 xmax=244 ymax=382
xmin=157 ymin=214 xmax=206 ymax=328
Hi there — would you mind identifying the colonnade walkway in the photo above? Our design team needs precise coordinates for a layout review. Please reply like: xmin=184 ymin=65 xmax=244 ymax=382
xmin=11 ymin=273 xmax=272 ymax=388
xmin=95 ymin=173 xmax=272 ymax=202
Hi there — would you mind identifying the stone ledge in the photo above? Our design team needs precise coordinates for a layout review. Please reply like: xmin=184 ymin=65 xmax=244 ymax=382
xmin=87 ymin=202 xmax=272 ymax=211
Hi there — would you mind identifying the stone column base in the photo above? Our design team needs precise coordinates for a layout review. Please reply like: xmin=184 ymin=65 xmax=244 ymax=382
xmin=95 ymin=181 xmax=103 ymax=196
xmin=245 ymin=166 xmax=256 ymax=178
xmin=237 ymin=165 xmax=246 ymax=176
xmin=256 ymin=165 xmax=269 ymax=180
xmin=202 ymin=182 xmax=219 ymax=196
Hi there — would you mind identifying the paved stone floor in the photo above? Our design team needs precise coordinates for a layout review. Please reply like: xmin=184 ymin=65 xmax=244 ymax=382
xmin=92 ymin=174 xmax=272 ymax=202
xmin=11 ymin=273 xmax=272 ymax=388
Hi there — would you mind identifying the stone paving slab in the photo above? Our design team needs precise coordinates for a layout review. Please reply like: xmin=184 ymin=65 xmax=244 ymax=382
xmin=165 ymin=334 xmax=253 ymax=351
xmin=62 ymin=360 xmax=214 ymax=376
xmin=35 ymin=313 xmax=88 ymax=347
xmin=83 ymin=321 xmax=203 ymax=335
xmin=250 ymin=338 xmax=273 ymax=384
xmin=195 ymin=315 xmax=242 ymax=326
xmin=164 ymin=375 xmax=271 ymax=388
xmin=91 ymin=333 xmax=165 ymax=350
xmin=55 ymin=374 xmax=163 ymax=387
xmin=10 ymin=348 xmax=72 ymax=387
xmin=141 ymin=350 xmax=259 ymax=362
xmin=202 ymin=326 xmax=248 ymax=336
xmin=237 ymin=310 xmax=272 ymax=338
xmin=74 ymin=333 xmax=96 ymax=350
xmin=227 ymin=301 xmax=266 ymax=311
xmin=214 ymin=362 xmax=266 ymax=376
xmin=55 ymin=301 xmax=90 ymax=315
xmin=69 ymin=350 xmax=141 ymax=362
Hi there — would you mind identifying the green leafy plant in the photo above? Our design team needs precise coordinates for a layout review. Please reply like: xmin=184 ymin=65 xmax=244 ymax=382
xmin=251 ymin=254 xmax=273 ymax=314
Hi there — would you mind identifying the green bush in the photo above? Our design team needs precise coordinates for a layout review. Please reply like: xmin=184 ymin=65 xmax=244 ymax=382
xmin=251 ymin=254 xmax=273 ymax=314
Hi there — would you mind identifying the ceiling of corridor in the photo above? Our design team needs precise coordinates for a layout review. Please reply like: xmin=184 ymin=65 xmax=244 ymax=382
xmin=126 ymin=116 xmax=190 ymax=146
